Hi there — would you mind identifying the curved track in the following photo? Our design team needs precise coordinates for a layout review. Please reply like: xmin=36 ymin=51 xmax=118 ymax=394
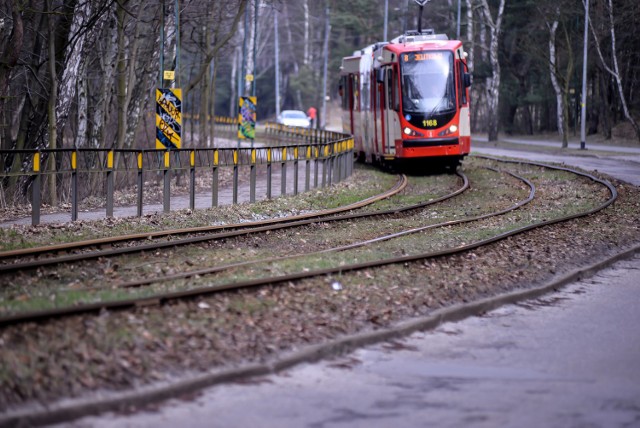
xmin=0 ymin=157 xmax=616 ymax=326
xmin=0 ymin=174 xmax=411 ymax=271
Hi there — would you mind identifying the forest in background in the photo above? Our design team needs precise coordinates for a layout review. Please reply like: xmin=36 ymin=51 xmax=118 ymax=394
xmin=0 ymin=0 xmax=639 ymax=205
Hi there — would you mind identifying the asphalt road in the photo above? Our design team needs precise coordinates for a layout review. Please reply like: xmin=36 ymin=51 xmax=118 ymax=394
xmin=66 ymin=142 xmax=640 ymax=428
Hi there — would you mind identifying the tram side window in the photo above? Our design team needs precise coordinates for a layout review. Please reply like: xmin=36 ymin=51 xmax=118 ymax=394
xmin=387 ymin=68 xmax=399 ymax=112
xmin=392 ymin=67 xmax=399 ymax=111
xmin=457 ymin=63 xmax=467 ymax=106
xmin=352 ymin=74 xmax=360 ymax=111
xmin=372 ymin=72 xmax=378 ymax=110
xmin=340 ymin=76 xmax=348 ymax=109
xmin=387 ymin=69 xmax=393 ymax=110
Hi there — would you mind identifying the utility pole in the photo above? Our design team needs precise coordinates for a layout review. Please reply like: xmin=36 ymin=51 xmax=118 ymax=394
xmin=274 ymin=8 xmax=280 ymax=118
xmin=241 ymin=7 xmax=248 ymax=96
xmin=580 ymin=0 xmax=589 ymax=150
xmin=384 ymin=0 xmax=388 ymax=41
xmin=456 ymin=0 xmax=461 ymax=39
xmin=159 ymin=0 xmax=165 ymax=86
xmin=321 ymin=5 xmax=330 ymax=129
xmin=252 ymin=0 xmax=258 ymax=98
xmin=238 ymin=6 xmax=249 ymax=149
xmin=175 ymin=0 xmax=180 ymax=88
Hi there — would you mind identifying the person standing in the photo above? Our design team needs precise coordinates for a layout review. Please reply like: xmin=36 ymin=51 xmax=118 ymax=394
xmin=307 ymin=106 xmax=317 ymax=129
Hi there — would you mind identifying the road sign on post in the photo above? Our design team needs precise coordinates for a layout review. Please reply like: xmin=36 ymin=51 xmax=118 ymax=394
xmin=156 ymin=88 xmax=182 ymax=149
xmin=238 ymin=96 xmax=257 ymax=140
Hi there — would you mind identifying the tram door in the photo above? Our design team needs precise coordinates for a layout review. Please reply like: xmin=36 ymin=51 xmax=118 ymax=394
xmin=374 ymin=70 xmax=383 ymax=155
xmin=384 ymin=66 xmax=396 ymax=155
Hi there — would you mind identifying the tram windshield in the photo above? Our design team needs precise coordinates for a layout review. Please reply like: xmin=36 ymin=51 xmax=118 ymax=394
xmin=400 ymin=51 xmax=455 ymax=116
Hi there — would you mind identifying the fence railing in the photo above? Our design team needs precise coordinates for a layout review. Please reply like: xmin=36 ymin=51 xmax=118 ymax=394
xmin=0 ymin=124 xmax=354 ymax=226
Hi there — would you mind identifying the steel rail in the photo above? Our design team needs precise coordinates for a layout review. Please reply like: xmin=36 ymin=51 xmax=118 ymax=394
xmin=0 ymin=172 xmax=468 ymax=274
xmin=48 ymin=167 xmax=496 ymax=293
xmin=105 ymin=167 xmax=532 ymax=290
xmin=0 ymin=174 xmax=408 ymax=261
xmin=0 ymin=158 xmax=616 ymax=326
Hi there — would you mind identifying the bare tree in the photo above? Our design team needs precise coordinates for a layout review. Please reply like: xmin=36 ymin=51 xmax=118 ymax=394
xmin=545 ymin=6 xmax=573 ymax=148
xmin=46 ymin=0 xmax=59 ymax=206
xmin=0 ymin=0 xmax=24 ymax=151
xmin=587 ymin=0 xmax=640 ymax=142
xmin=479 ymin=0 xmax=506 ymax=141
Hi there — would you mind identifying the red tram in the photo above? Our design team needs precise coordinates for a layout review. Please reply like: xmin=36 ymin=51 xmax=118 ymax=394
xmin=339 ymin=29 xmax=472 ymax=169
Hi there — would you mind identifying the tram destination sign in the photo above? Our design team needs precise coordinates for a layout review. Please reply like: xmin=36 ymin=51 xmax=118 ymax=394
xmin=403 ymin=52 xmax=444 ymax=62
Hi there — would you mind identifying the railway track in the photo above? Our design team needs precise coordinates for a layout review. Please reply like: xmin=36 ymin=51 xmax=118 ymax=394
xmin=0 ymin=157 xmax=616 ymax=326
xmin=0 ymin=173 xmax=411 ymax=270
xmin=0 ymin=171 xmax=472 ymax=274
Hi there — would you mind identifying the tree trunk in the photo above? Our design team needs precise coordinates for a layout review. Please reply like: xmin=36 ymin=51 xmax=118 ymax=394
xmin=229 ymin=47 xmax=238 ymax=118
xmin=588 ymin=0 xmax=640 ymax=142
xmin=465 ymin=0 xmax=474 ymax=73
xmin=46 ymin=0 xmax=58 ymax=206
xmin=480 ymin=0 xmax=505 ymax=142
xmin=547 ymin=18 xmax=569 ymax=148
xmin=596 ymin=67 xmax=612 ymax=138
xmin=283 ymin=1 xmax=303 ymax=109
xmin=124 ymin=12 xmax=155 ymax=151
xmin=200 ymin=63 xmax=210 ymax=146
xmin=90 ymin=4 xmax=117 ymax=150
xmin=55 ymin=0 xmax=91 ymax=148
xmin=0 ymin=1 xmax=24 ymax=151
xmin=303 ymin=0 xmax=310 ymax=66
xmin=116 ymin=2 xmax=127 ymax=150
xmin=209 ymin=57 xmax=219 ymax=144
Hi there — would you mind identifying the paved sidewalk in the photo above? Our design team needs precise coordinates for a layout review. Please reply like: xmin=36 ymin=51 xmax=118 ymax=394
xmin=1 ymin=161 xmax=328 ymax=228
xmin=473 ymin=135 xmax=640 ymax=186
xmin=474 ymin=134 xmax=640 ymax=155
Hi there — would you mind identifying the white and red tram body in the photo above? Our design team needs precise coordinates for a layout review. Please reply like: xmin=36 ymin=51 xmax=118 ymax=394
xmin=340 ymin=31 xmax=472 ymax=167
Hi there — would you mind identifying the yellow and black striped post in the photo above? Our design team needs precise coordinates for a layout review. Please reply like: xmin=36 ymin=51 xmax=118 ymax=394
xmin=322 ymin=145 xmax=329 ymax=187
xmin=280 ymin=147 xmax=287 ymax=196
xmin=163 ymin=150 xmax=171 ymax=213
xmin=189 ymin=150 xmax=196 ymax=210
xmin=314 ymin=146 xmax=320 ymax=188
xmin=31 ymin=152 xmax=41 ymax=226
xmin=266 ymin=148 xmax=272 ymax=199
xmin=250 ymin=148 xmax=257 ymax=203
xmin=137 ymin=151 xmax=144 ymax=217
xmin=305 ymin=146 xmax=312 ymax=191
xmin=212 ymin=149 xmax=219 ymax=207
xmin=338 ymin=142 xmax=342 ymax=182
xmin=349 ymin=138 xmax=355 ymax=176
xmin=293 ymin=146 xmax=299 ymax=195
xmin=71 ymin=151 xmax=78 ymax=221
xmin=106 ymin=150 xmax=114 ymax=217
xmin=232 ymin=149 xmax=239 ymax=204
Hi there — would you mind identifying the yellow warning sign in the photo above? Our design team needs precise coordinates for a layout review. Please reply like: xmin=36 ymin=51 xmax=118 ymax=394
xmin=156 ymin=88 xmax=182 ymax=149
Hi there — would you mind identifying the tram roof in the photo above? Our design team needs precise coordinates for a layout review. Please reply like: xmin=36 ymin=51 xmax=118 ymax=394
xmin=383 ymin=37 xmax=462 ymax=54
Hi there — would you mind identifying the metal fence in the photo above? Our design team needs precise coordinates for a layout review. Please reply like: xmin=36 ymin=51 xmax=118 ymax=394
xmin=0 ymin=124 xmax=354 ymax=226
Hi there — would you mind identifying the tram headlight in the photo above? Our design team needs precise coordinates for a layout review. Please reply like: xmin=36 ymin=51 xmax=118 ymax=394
xmin=438 ymin=125 xmax=458 ymax=137
xmin=403 ymin=127 xmax=424 ymax=137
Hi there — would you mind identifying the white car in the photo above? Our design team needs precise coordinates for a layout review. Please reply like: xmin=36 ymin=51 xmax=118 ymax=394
xmin=277 ymin=110 xmax=311 ymax=128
